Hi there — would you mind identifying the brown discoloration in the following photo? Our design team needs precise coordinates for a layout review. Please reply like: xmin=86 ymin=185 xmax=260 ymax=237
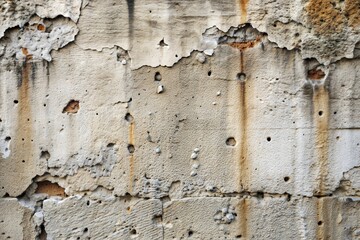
xmin=306 ymin=0 xmax=360 ymax=35
xmin=316 ymin=198 xmax=325 ymax=240
xmin=228 ymin=36 xmax=262 ymax=51
xmin=239 ymin=0 xmax=249 ymax=23
xmin=62 ymin=100 xmax=80 ymax=114
xmin=37 ymin=24 xmax=46 ymax=32
xmin=237 ymin=49 xmax=250 ymax=238
xmin=238 ymin=198 xmax=249 ymax=239
xmin=313 ymin=85 xmax=329 ymax=195
xmin=13 ymin=59 xmax=33 ymax=187
xmin=35 ymin=181 xmax=66 ymax=197
xmin=306 ymin=0 xmax=345 ymax=35
xmin=21 ymin=48 xmax=33 ymax=60
xmin=344 ymin=0 xmax=360 ymax=27
xmin=129 ymin=120 xmax=135 ymax=193
xmin=239 ymin=80 xmax=248 ymax=191
xmin=308 ymin=69 xmax=325 ymax=80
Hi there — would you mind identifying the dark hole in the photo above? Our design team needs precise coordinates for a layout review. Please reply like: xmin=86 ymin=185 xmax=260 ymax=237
xmin=226 ymin=137 xmax=236 ymax=146
xmin=318 ymin=111 xmax=323 ymax=116
xmin=154 ymin=72 xmax=162 ymax=81
xmin=267 ymin=137 xmax=271 ymax=142
xmin=175 ymin=54 xmax=178 ymax=57
xmin=86 ymin=200 xmax=90 ymax=206
xmin=236 ymin=235 xmax=242 ymax=238
xmin=128 ymin=144 xmax=135 ymax=153
xmin=14 ymin=100 xmax=18 ymax=104
xmin=84 ymin=228 xmax=88 ymax=233
xmin=188 ymin=230 xmax=193 ymax=237
xmin=256 ymin=191 xmax=264 ymax=199
xmin=284 ymin=176 xmax=290 ymax=182
xmin=125 ymin=113 xmax=134 ymax=122
xmin=318 ymin=221 xmax=323 ymax=226
xmin=208 ymin=71 xmax=212 ymax=76
xmin=333 ymin=111 xmax=337 ymax=115
xmin=22 ymin=160 xmax=25 ymax=163
xmin=236 ymin=72 xmax=246 ymax=81
xmin=130 ymin=229 xmax=137 ymax=235
xmin=5 ymin=136 xmax=11 ymax=141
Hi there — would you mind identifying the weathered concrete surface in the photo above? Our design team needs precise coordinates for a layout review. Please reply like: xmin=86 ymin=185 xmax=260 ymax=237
xmin=0 ymin=0 xmax=360 ymax=239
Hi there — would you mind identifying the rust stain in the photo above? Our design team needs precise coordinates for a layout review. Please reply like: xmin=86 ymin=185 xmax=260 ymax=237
xmin=239 ymin=80 xmax=248 ymax=191
xmin=37 ymin=24 xmax=46 ymax=32
xmin=15 ymin=58 xmax=33 ymax=173
xmin=228 ymin=36 xmax=262 ymax=51
xmin=344 ymin=0 xmax=360 ymax=27
xmin=238 ymin=49 xmax=249 ymax=238
xmin=308 ymin=69 xmax=325 ymax=80
xmin=35 ymin=181 xmax=66 ymax=197
xmin=129 ymin=120 xmax=135 ymax=193
xmin=316 ymin=198 xmax=325 ymax=240
xmin=313 ymin=85 xmax=329 ymax=195
xmin=238 ymin=198 xmax=249 ymax=239
xmin=306 ymin=0 xmax=360 ymax=34
xmin=62 ymin=100 xmax=80 ymax=114
xmin=239 ymin=0 xmax=249 ymax=23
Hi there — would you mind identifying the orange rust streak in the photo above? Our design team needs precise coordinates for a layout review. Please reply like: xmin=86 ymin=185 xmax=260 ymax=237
xmin=313 ymin=85 xmax=329 ymax=195
xmin=129 ymin=121 xmax=135 ymax=193
xmin=228 ymin=37 xmax=262 ymax=51
xmin=238 ymin=49 xmax=249 ymax=239
xmin=238 ymin=198 xmax=248 ymax=239
xmin=16 ymin=60 xmax=33 ymax=166
xmin=239 ymin=0 xmax=248 ymax=23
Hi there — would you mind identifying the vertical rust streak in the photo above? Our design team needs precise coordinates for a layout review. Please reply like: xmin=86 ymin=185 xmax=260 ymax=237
xmin=313 ymin=85 xmax=329 ymax=240
xmin=313 ymin=85 xmax=329 ymax=195
xmin=238 ymin=198 xmax=248 ymax=239
xmin=316 ymin=198 xmax=325 ymax=240
xmin=239 ymin=0 xmax=248 ymax=23
xmin=238 ymin=49 xmax=248 ymax=239
xmin=129 ymin=121 xmax=135 ymax=193
xmin=240 ymin=51 xmax=244 ymax=72
xmin=16 ymin=58 xmax=33 ymax=168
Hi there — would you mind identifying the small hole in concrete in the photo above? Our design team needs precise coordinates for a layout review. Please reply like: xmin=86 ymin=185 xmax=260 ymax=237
xmin=336 ymin=136 xmax=340 ymax=140
xmin=40 ymin=151 xmax=50 ymax=160
xmin=236 ymin=72 xmax=246 ymax=81
xmin=318 ymin=221 xmax=323 ymax=226
xmin=236 ymin=235 xmax=242 ymax=239
xmin=5 ymin=136 xmax=11 ymax=141
xmin=318 ymin=111 xmax=323 ymax=116
xmin=62 ymin=100 xmax=79 ymax=114
xmin=208 ymin=71 xmax=212 ymax=76
xmin=226 ymin=137 xmax=236 ymax=146
xmin=267 ymin=137 xmax=271 ymax=142
xmin=333 ymin=111 xmax=337 ymax=115
xmin=130 ymin=229 xmax=137 ymax=235
xmin=22 ymin=160 xmax=25 ymax=163
xmin=14 ymin=100 xmax=18 ymax=104
xmin=86 ymin=200 xmax=90 ymax=206
xmin=128 ymin=144 xmax=135 ymax=153
xmin=84 ymin=228 xmax=88 ymax=233
xmin=158 ymin=39 xmax=168 ymax=47
xmin=175 ymin=54 xmax=178 ymax=57
xmin=154 ymin=72 xmax=162 ymax=81
xmin=125 ymin=113 xmax=134 ymax=122
xmin=284 ymin=176 xmax=290 ymax=182
xmin=188 ymin=230 xmax=194 ymax=237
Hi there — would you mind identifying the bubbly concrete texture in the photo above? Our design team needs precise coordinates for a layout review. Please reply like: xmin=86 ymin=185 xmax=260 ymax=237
xmin=0 ymin=0 xmax=360 ymax=239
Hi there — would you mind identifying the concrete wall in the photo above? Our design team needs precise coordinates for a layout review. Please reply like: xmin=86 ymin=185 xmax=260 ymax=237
xmin=0 ymin=0 xmax=360 ymax=239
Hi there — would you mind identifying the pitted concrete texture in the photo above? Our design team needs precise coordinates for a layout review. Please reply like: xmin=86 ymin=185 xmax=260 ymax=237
xmin=0 ymin=0 xmax=360 ymax=239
